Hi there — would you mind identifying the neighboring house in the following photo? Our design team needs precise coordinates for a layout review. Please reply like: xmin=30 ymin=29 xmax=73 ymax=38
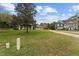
xmin=36 ymin=24 xmax=43 ymax=30
xmin=55 ymin=15 xmax=79 ymax=30
xmin=55 ymin=22 xmax=79 ymax=30
xmin=36 ymin=23 xmax=49 ymax=30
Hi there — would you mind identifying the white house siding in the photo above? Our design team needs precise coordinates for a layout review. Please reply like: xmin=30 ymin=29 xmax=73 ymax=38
xmin=55 ymin=22 xmax=79 ymax=30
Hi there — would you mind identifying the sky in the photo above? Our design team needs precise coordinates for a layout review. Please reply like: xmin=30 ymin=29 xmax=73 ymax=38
xmin=0 ymin=3 xmax=79 ymax=24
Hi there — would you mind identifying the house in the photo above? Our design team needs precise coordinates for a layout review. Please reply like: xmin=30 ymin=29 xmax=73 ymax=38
xmin=55 ymin=22 xmax=79 ymax=30
xmin=36 ymin=24 xmax=43 ymax=30
xmin=55 ymin=15 xmax=79 ymax=30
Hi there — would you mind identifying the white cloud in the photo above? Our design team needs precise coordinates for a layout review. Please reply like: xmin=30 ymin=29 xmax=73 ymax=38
xmin=60 ymin=13 xmax=73 ymax=20
xmin=36 ymin=15 xmax=59 ymax=24
xmin=0 ymin=3 xmax=15 ymax=11
xmin=69 ymin=5 xmax=79 ymax=12
xmin=44 ymin=6 xmax=57 ymax=13
xmin=68 ymin=9 xmax=72 ymax=12
xmin=36 ymin=6 xmax=58 ymax=15
xmin=67 ymin=13 xmax=73 ymax=17
xmin=36 ymin=13 xmax=74 ymax=24
xmin=0 ymin=3 xmax=16 ymax=14
xmin=46 ymin=15 xmax=59 ymax=21
xmin=72 ymin=5 xmax=79 ymax=11
xmin=36 ymin=6 xmax=42 ymax=12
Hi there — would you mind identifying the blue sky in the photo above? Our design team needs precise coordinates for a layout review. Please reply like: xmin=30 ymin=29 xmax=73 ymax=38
xmin=0 ymin=3 xmax=79 ymax=24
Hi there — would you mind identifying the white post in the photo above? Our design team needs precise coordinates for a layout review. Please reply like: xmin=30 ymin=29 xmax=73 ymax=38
xmin=18 ymin=25 xmax=21 ymax=30
xmin=16 ymin=38 xmax=20 ymax=50
xmin=6 ymin=42 xmax=10 ymax=48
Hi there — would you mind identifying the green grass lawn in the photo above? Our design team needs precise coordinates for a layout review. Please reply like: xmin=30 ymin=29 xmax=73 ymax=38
xmin=0 ymin=30 xmax=79 ymax=56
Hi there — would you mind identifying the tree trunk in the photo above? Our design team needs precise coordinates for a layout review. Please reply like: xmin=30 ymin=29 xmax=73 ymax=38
xmin=29 ymin=25 xmax=31 ymax=30
xmin=33 ymin=26 xmax=36 ymax=30
xmin=26 ymin=26 xmax=29 ymax=33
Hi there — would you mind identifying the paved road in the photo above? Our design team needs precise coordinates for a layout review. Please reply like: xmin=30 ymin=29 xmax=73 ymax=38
xmin=49 ymin=30 xmax=79 ymax=38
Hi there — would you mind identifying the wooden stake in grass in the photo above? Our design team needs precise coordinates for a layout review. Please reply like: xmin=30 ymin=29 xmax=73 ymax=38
xmin=6 ymin=42 xmax=10 ymax=48
xmin=16 ymin=38 xmax=20 ymax=50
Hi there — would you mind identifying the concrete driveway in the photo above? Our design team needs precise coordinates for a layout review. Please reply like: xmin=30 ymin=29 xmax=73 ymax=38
xmin=49 ymin=30 xmax=79 ymax=38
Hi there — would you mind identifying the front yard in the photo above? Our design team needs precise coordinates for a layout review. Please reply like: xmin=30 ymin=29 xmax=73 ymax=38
xmin=0 ymin=30 xmax=79 ymax=55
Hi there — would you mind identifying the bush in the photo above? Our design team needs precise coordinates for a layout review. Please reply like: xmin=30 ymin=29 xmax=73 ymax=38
xmin=0 ymin=22 xmax=9 ymax=28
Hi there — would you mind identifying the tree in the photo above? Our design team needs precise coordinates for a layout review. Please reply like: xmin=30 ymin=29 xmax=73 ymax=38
xmin=10 ymin=15 xmax=19 ymax=29
xmin=15 ymin=3 xmax=37 ymax=32
xmin=48 ymin=22 xmax=56 ymax=30
xmin=0 ymin=13 xmax=13 ymax=29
